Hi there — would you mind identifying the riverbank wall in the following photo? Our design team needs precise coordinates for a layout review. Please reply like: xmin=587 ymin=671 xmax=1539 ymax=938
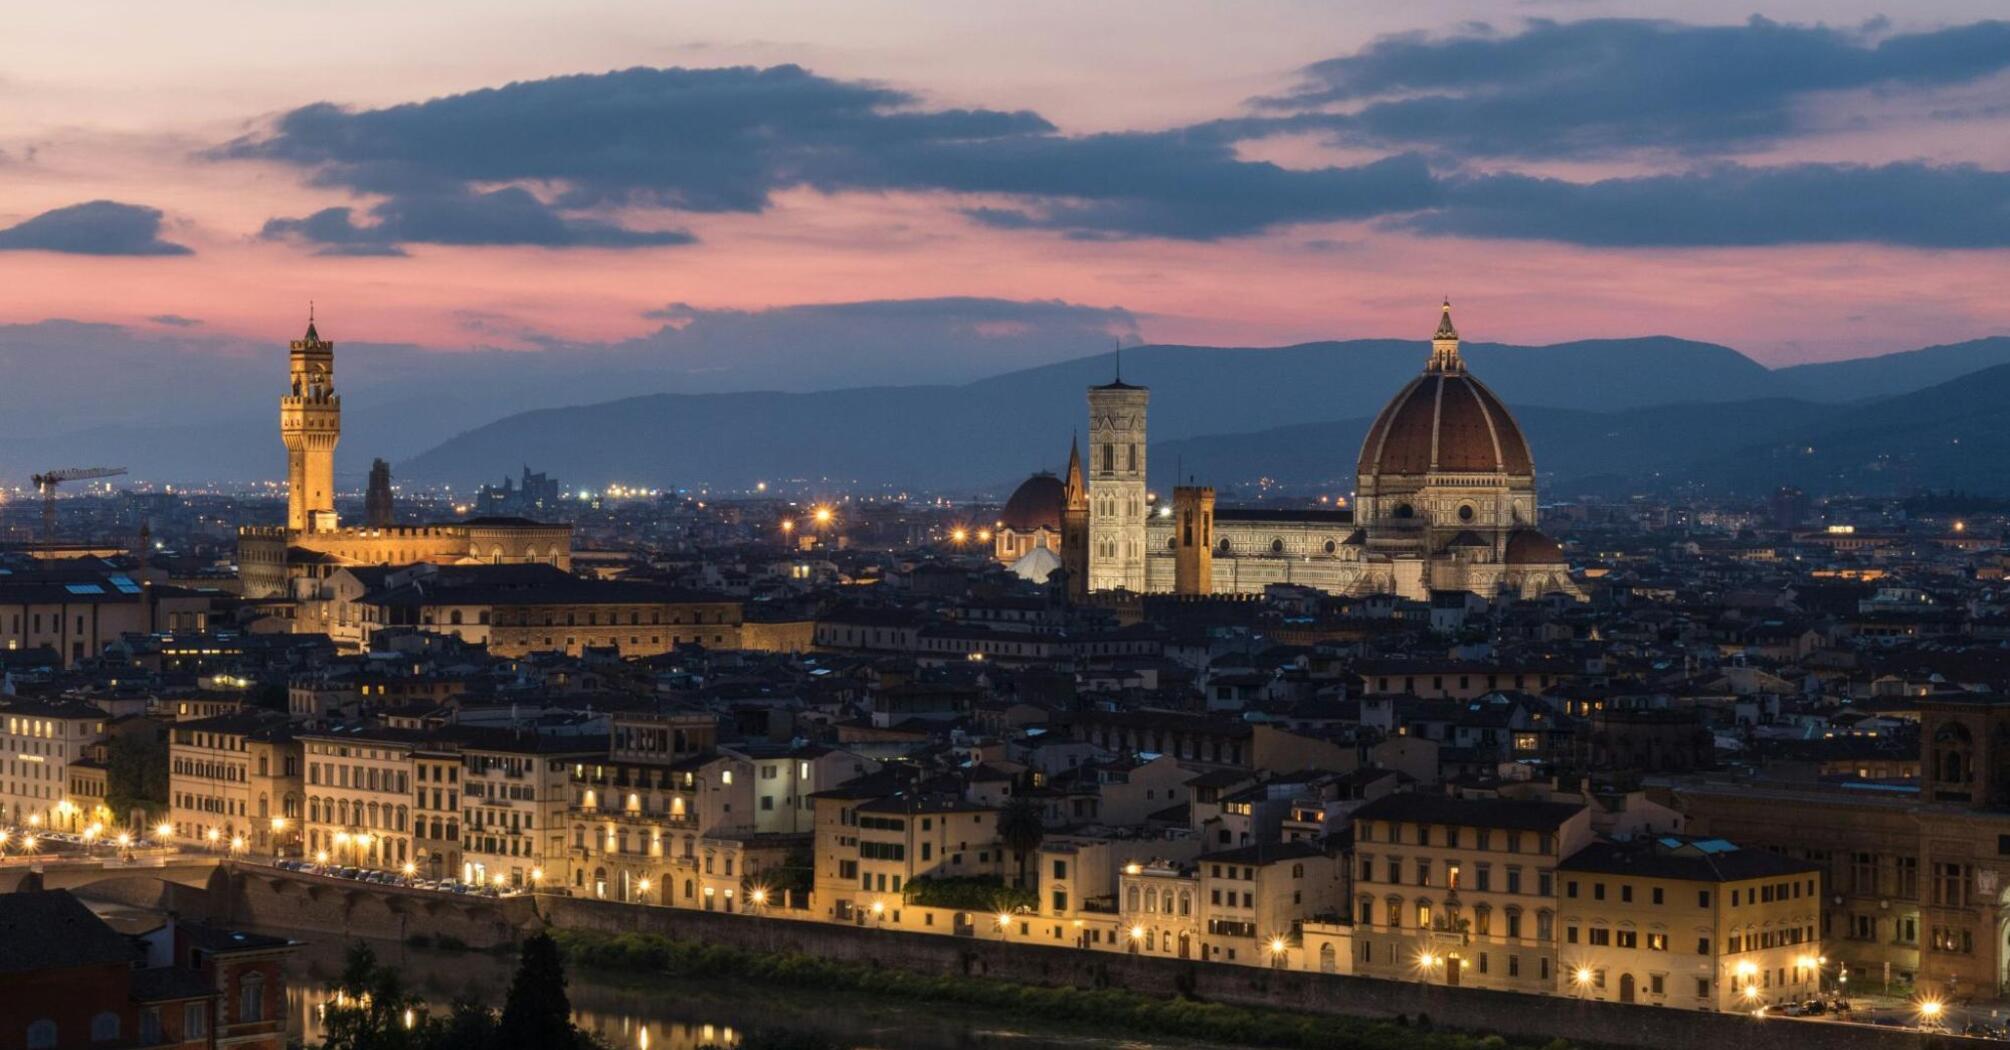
xmin=48 ymin=867 xmax=1984 ymax=1050
xmin=541 ymin=896 xmax=1985 ymax=1050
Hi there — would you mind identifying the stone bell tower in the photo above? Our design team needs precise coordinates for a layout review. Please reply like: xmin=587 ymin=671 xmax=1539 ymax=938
xmin=281 ymin=312 xmax=341 ymax=533
xmin=1087 ymin=357 xmax=1149 ymax=593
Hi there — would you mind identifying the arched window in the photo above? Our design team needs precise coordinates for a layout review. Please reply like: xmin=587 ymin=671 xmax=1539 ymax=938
xmin=91 ymin=1012 xmax=121 ymax=1041
xmin=1178 ymin=890 xmax=1192 ymax=916
xmin=26 ymin=1020 xmax=57 ymax=1049
xmin=1127 ymin=885 xmax=1140 ymax=912
xmin=450 ymin=610 xmax=463 ymax=625
xmin=240 ymin=974 xmax=266 ymax=1022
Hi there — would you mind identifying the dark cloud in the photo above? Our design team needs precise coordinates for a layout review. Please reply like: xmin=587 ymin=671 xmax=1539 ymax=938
xmin=218 ymin=48 xmax=2010 ymax=249
xmin=1258 ymin=17 xmax=2010 ymax=157
xmin=219 ymin=65 xmax=1436 ymax=243
xmin=0 ymin=200 xmax=192 ymax=255
xmin=259 ymin=187 xmax=694 ymax=252
xmin=1408 ymin=163 xmax=2010 ymax=247
xmin=147 ymin=314 xmax=203 ymax=327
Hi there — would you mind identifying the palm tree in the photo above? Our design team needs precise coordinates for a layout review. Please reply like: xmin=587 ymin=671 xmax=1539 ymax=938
xmin=998 ymin=797 xmax=1045 ymax=890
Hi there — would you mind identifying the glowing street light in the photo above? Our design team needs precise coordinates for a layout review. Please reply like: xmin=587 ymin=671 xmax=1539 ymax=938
xmin=530 ymin=867 xmax=545 ymax=885
xmin=315 ymin=850 xmax=330 ymax=865
xmin=155 ymin=821 xmax=175 ymax=842
xmin=1572 ymin=966 xmax=1595 ymax=999
xmin=401 ymin=862 xmax=417 ymax=878
xmin=637 ymin=877 xmax=653 ymax=896
xmin=950 ymin=527 xmax=968 ymax=545
xmin=812 ymin=506 xmax=833 ymax=526
xmin=1918 ymin=998 xmax=1945 ymax=1024
xmin=748 ymin=887 xmax=768 ymax=905
xmin=229 ymin=835 xmax=246 ymax=854
xmin=116 ymin=832 xmax=132 ymax=849
xmin=994 ymin=912 xmax=1013 ymax=932
xmin=1268 ymin=936 xmax=1290 ymax=968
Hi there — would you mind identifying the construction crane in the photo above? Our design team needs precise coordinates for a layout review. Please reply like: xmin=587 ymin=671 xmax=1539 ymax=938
xmin=31 ymin=466 xmax=127 ymax=543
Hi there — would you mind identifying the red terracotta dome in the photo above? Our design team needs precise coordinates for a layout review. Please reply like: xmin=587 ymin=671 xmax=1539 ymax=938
xmin=1357 ymin=303 xmax=1534 ymax=479
xmin=1505 ymin=528 xmax=1565 ymax=564
xmin=999 ymin=473 xmax=1066 ymax=532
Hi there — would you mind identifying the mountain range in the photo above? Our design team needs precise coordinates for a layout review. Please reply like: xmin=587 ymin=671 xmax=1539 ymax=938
xmin=398 ymin=336 xmax=2010 ymax=497
xmin=7 ymin=330 xmax=2009 ymax=496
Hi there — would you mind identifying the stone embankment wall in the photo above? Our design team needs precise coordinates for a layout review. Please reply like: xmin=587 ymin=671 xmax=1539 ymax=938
xmin=542 ymin=896 xmax=1988 ymax=1050
xmin=26 ymin=866 xmax=1984 ymax=1050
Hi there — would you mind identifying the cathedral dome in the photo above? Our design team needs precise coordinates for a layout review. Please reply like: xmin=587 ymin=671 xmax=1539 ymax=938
xmin=999 ymin=473 xmax=1066 ymax=533
xmin=1504 ymin=528 xmax=1565 ymax=565
xmin=1356 ymin=303 xmax=1533 ymax=479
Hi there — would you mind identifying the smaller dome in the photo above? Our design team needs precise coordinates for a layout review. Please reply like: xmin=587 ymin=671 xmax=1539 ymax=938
xmin=1505 ymin=529 xmax=1565 ymax=565
xmin=999 ymin=473 xmax=1066 ymax=533
xmin=1009 ymin=546 xmax=1062 ymax=583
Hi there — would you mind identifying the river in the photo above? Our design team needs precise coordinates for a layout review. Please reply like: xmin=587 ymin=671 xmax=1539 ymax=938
xmin=280 ymin=930 xmax=1225 ymax=1050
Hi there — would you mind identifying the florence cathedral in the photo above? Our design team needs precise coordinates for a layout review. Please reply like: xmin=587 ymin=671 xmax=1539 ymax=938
xmin=993 ymin=302 xmax=1583 ymax=602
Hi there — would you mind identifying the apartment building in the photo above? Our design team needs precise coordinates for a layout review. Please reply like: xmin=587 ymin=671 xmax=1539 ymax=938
xmin=1557 ymin=837 xmax=1824 ymax=1011
xmin=459 ymin=731 xmax=600 ymax=889
xmin=810 ymin=782 xmax=1007 ymax=923
xmin=1 ymin=698 xmax=107 ymax=830
xmin=166 ymin=711 xmax=301 ymax=853
xmin=1349 ymin=793 xmax=1594 ymax=995
xmin=299 ymin=727 xmax=425 ymax=870
xmin=565 ymin=710 xmax=721 ymax=903
xmin=1117 ymin=841 xmax=1343 ymax=965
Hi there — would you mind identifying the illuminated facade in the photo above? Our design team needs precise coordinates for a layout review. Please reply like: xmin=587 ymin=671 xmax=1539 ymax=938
xmin=238 ymin=318 xmax=572 ymax=600
xmin=1054 ymin=303 xmax=1582 ymax=601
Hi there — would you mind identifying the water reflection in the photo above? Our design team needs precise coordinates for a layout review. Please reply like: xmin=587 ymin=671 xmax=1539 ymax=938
xmin=280 ymin=933 xmax=1212 ymax=1050
xmin=291 ymin=982 xmax=741 ymax=1049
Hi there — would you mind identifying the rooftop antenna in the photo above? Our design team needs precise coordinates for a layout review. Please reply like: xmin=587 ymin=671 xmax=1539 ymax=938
xmin=1114 ymin=337 xmax=1123 ymax=383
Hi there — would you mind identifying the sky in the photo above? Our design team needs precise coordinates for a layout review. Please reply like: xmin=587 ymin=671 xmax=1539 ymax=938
xmin=3 ymin=0 xmax=2009 ymax=376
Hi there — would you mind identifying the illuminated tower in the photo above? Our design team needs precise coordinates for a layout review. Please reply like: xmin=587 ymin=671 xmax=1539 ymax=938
xmin=1059 ymin=435 xmax=1090 ymax=601
xmin=281 ymin=314 xmax=341 ymax=533
xmin=1086 ymin=360 xmax=1149 ymax=592
xmin=1172 ymin=485 xmax=1215 ymax=596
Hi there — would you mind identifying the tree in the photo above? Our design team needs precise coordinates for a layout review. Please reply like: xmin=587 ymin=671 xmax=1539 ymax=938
xmin=318 ymin=943 xmax=423 ymax=1050
xmin=998 ymin=798 xmax=1045 ymax=890
xmin=106 ymin=731 xmax=168 ymax=823
xmin=498 ymin=932 xmax=584 ymax=1050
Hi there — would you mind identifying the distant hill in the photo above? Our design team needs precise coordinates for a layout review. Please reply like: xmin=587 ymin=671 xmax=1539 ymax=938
xmin=397 ymin=337 xmax=1785 ymax=490
xmin=1156 ymin=364 xmax=2010 ymax=497
xmin=1151 ymin=398 xmax=1839 ymax=494
xmin=1691 ymin=361 xmax=2010 ymax=494
xmin=1775 ymin=337 xmax=2010 ymax=403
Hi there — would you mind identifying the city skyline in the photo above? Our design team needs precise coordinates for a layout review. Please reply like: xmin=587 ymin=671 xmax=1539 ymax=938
xmin=3 ymin=1 xmax=2009 ymax=382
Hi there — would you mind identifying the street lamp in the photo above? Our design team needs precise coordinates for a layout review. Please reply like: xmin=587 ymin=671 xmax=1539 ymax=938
xmin=1127 ymin=924 xmax=1145 ymax=954
xmin=994 ymin=911 xmax=1013 ymax=933
xmin=1268 ymin=936 xmax=1290 ymax=969
xmin=1918 ymin=998 xmax=1945 ymax=1027
xmin=1572 ymin=966 xmax=1595 ymax=999
xmin=154 ymin=821 xmax=174 ymax=844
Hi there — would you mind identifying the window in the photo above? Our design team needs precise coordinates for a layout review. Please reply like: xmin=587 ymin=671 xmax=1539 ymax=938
xmin=91 ymin=1012 xmax=120 ymax=1041
xmin=241 ymin=972 xmax=265 ymax=1022
xmin=1647 ymin=933 xmax=1668 ymax=951
xmin=185 ymin=1004 xmax=209 ymax=1037
xmin=26 ymin=1020 xmax=57 ymax=1050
